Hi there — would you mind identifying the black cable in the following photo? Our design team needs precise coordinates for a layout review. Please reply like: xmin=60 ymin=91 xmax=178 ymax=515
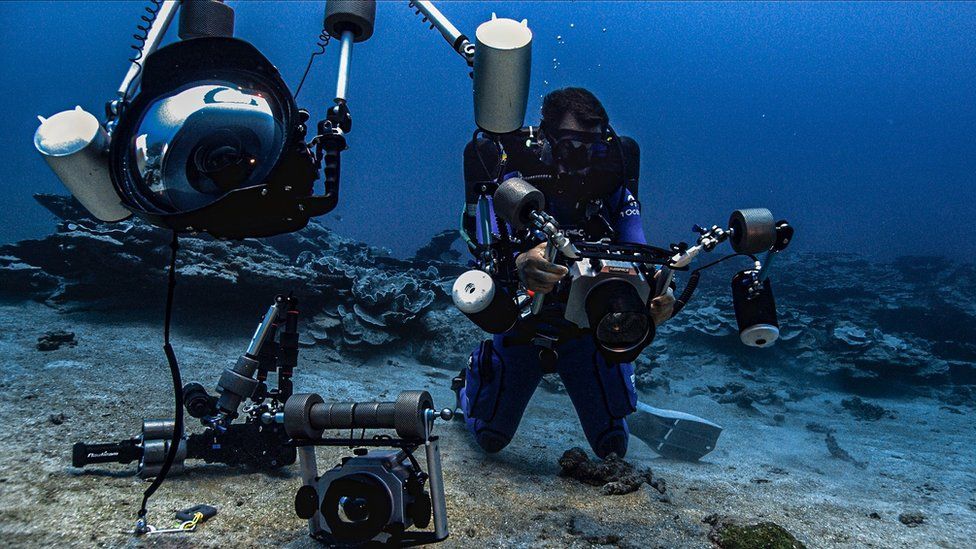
xmin=671 ymin=271 xmax=700 ymax=318
xmin=137 ymin=232 xmax=183 ymax=527
xmin=694 ymin=252 xmax=758 ymax=272
xmin=669 ymin=253 xmax=759 ymax=318
xmin=294 ymin=27 xmax=331 ymax=100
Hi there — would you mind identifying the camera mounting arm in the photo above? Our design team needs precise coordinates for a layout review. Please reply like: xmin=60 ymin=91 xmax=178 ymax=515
xmin=755 ymin=220 xmax=794 ymax=283
xmin=522 ymin=210 xmax=579 ymax=314
xmin=409 ymin=1 xmax=476 ymax=66
xmin=115 ymin=1 xmax=179 ymax=101
xmin=669 ymin=224 xmax=731 ymax=269
xmin=107 ymin=0 xmax=181 ymax=130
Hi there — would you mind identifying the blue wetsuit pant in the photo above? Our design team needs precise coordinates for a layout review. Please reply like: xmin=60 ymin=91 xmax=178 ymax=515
xmin=460 ymin=333 xmax=638 ymax=459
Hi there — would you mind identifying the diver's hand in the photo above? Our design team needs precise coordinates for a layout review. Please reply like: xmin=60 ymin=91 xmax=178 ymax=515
xmin=516 ymin=242 xmax=569 ymax=295
xmin=649 ymin=287 xmax=675 ymax=327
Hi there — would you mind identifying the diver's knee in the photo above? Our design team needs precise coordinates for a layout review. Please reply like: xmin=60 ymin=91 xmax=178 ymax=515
xmin=474 ymin=429 xmax=512 ymax=454
xmin=593 ymin=430 xmax=629 ymax=460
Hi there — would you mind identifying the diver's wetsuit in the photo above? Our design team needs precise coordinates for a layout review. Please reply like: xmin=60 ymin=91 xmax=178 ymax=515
xmin=460 ymin=133 xmax=645 ymax=459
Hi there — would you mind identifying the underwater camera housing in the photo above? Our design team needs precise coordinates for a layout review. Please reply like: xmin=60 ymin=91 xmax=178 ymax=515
xmin=563 ymin=256 xmax=654 ymax=363
xmin=109 ymin=37 xmax=328 ymax=238
xmin=282 ymin=391 xmax=451 ymax=546
xmin=34 ymin=0 xmax=376 ymax=239
xmin=454 ymin=177 xmax=794 ymax=361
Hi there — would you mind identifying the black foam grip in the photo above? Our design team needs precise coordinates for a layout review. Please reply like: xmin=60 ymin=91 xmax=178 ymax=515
xmin=288 ymin=391 xmax=434 ymax=440
xmin=179 ymin=0 xmax=235 ymax=40
xmin=324 ymin=0 xmax=376 ymax=42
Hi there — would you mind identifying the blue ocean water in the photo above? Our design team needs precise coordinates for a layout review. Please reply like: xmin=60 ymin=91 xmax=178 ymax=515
xmin=1 ymin=1 xmax=974 ymax=259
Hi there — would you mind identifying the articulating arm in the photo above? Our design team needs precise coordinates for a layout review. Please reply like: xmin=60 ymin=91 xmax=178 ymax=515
xmin=410 ymin=1 xmax=476 ymax=66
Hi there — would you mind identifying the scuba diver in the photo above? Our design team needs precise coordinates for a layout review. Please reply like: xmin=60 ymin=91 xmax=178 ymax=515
xmin=454 ymin=87 xmax=677 ymax=459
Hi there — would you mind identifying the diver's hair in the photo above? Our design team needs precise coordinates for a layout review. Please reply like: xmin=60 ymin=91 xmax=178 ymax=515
xmin=541 ymin=87 xmax=609 ymax=130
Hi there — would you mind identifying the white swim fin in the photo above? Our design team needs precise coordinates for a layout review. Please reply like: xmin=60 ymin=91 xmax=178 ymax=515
xmin=629 ymin=401 xmax=723 ymax=461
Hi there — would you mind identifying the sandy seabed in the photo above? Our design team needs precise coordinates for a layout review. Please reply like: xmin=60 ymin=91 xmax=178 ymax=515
xmin=0 ymin=301 xmax=973 ymax=548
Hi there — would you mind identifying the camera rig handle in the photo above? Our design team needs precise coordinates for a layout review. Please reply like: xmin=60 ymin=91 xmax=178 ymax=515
xmin=280 ymin=391 xmax=439 ymax=441
xmin=72 ymin=418 xmax=294 ymax=479
xmin=72 ymin=419 xmax=188 ymax=478
xmin=527 ymin=210 xmax=579 ymax=314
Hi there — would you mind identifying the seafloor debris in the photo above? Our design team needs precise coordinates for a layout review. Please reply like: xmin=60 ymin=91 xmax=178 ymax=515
xmin=805 ymin=422 xmax=835 ymax=434
xmin=36 ymin=330 xmax=76 ymax=351
xmin=700 ymin=381 xmax=791 ymax=409
xmin=703 ymin=514 xmax=807 ymax=549
xmin=557 ymin=447 xmax=663 ymax=496
xmin=565 ymin=515 xmax=623 ymax=545
xmin=841 ymin=396 xmax=895 ymax=421
xmin=898 ymin=511 xmax=926 ymax=527
xmin=825 ymin=433 xmax=867 ymax=469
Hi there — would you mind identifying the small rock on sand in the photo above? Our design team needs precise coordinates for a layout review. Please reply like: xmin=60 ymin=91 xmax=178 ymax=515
xmin=558 ymin=447 xmax=661 ymax=496
xmin=704 ymin=514 xmax=807 ymax=549
xmin=898 ymin=512 xmax=925 ymax=527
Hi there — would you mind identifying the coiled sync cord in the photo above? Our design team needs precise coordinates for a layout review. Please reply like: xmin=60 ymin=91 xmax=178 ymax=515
xmin=122 ymin=0 xmax=165 ymax=107
xmin=295 ymin=26 xmax=332 ymax=101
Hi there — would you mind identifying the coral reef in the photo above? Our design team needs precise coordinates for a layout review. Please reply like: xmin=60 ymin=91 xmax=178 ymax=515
xmin=0 ymin=195 xmax=453 ymax=351
xmin=411 ymin=228 xmax=462 ymax=263
xmin=2 ymin=195 xmax=975 ymax=397
xmin=653 ymin=252 xmax=976 ymax=392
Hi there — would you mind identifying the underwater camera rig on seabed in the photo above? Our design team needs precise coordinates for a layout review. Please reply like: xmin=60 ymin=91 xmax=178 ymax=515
xmin=453 ymin=176 xmax=796 ymax=365
xmin=70 ymin=294 xmax=455 ymax=545
xmin=282 ymin=391 xmax=454 ymax=546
